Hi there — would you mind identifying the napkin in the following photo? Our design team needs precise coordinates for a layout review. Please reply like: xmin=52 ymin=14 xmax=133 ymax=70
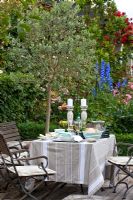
xmin=38 ymin=134 xmax=48 ymax=140
xmin=73 ymin=135 xmax=83 ymax=142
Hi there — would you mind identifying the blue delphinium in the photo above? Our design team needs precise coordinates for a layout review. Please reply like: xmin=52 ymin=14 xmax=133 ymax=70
xmin=98 ymin=60 xmax=114 ymax=91
xmin=117 ymin=81 xmax=121 ymax=88
xmin=100 ymin=60 xmax=105 ymax=82
xmin=108 ymin=77 xmax=113 ymax=91
xmin=121 ymin=78 xmax=128 ymax=87
xmin=106 ymin=63 xmax=113 ymax=91
xmin=115 ymin=79 xmax=127 ymax=90
xmin=93 ymin=60 xmax=114 ymax=96
xmin=99 ymin=60 xmax=105 ymax=89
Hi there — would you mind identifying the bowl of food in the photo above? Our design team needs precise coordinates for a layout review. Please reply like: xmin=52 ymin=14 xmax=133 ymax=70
xmin=83 ymin=128 xmax=103 ymax=139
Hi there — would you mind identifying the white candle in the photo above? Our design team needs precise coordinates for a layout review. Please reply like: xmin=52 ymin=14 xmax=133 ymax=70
xmin=81 ymin=98 xmax=87 ymax=106
xmin=67 ymin=98 xmax=73 ymax=107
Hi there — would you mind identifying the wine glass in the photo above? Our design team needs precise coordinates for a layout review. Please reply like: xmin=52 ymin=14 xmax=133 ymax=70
xmin=73 ymin=121 xmax=82 ymax=134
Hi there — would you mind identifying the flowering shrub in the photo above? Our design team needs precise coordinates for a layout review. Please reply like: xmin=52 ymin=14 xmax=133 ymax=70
xmin=99 ymin=10 xmax=133 ymax=48
xmin=113 ymin=11 xmax=133 ymax=45
xmin=111 ymin=77 xmax=133 ymax=106
xmin=76 ymin=0 xmax=133 ymax=81
xmin=122 ymin=81 xmax=133 ymax=104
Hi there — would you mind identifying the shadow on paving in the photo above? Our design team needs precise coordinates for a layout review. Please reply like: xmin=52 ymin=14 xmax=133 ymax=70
xmin=0 ymin=177 xmax=133 ymax=200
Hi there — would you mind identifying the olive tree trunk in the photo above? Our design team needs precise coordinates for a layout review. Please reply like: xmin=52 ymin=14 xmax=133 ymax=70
xmin=45 ymin=83 xmax=51 ymax=134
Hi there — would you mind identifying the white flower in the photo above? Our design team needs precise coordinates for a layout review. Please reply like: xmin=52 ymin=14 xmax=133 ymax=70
xmin=40 ymin=87 xmax=46 ymax=92
xmin=0 ymin=70 xmax=3 ymax=74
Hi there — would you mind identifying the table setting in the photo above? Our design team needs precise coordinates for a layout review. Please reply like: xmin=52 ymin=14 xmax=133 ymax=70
xmin=29 ymin=98 xmax=115 ymax=197
xmin=37 ymin=98 xmax=110 ymax=144
xmin=37 ymin=126 xmax=105 ymax=143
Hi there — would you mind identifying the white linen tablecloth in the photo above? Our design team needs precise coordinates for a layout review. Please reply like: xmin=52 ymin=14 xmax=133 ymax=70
xmin=30 ymin=135 xmax=115 ymax=196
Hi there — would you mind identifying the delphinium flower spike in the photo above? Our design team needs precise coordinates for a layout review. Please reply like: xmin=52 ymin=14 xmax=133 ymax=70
xmin=99 ymin=60 xmax=105 ymax=89
xmin=121 ymin=78 xmax=128 ymax=87
xmin=106 ymin=62 xmax=113 ymax=91
xmin=117 ymin=81 xmax=121 ymax=88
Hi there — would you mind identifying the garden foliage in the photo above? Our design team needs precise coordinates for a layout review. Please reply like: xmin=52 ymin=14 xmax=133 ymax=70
xmin=0 ymin=0 xmax=133 ymax=141
xmin=76 ymin=0 xmax=133 ymax=81
xmin=5 ymin=1 xmax=96 ymax=133
xmin=0 ymin=72 xmax=45 ymax=122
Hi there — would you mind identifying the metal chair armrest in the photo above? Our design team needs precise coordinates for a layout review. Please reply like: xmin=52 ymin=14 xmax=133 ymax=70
xmin=11 ymin=149 xmax=28 ymax=154
xmin=9 ymin=146 xmax=20 ymax=151
xmin=11 ymin=148 xmax=29 ymax=159
xmin=16 ymin=155 xmax=48 ymax=167
xmin=125 ymin=155 xmax=133 ymax=168
xmin=115 ymin=142 xmax=133 ymax=147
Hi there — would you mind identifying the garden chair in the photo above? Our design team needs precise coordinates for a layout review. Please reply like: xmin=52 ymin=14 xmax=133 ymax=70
xmin=0 ymin=133 xmax=56 ymax=200
xmin=0 ymin=121 xmax=30 ymax=150
xmin=0 ymin=143 xmax=28 ymax=189
xmin=0 ymin=123 xmax=29 ymax=182
xmin=108 ymin=143 xmax=133 ymax=199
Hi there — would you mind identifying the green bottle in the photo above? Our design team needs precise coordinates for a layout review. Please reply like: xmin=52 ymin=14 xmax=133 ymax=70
xmin=77 ymin=115 xmax=82 ymax=131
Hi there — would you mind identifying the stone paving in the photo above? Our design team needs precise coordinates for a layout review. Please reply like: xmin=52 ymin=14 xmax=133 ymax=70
xmin=0 ymin=169 xmax=133 ymax=200
xmin=0 ymin=178 xmax=133 ymax=200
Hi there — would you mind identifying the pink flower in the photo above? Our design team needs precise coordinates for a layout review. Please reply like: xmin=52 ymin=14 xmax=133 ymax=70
xmin=123 ymin=94 xmax=132 ymax=104
xmin=128 ymin=82 xmax=133 ymax=89
xmin=125 ymin=94 xmax=132 ymax=100
xmin=123 ymin=99 xmax=128 ymax=104
xmin=129 ymin=85 xmax=133 ymax=90
xmin=113 ymin=89 xmax=119 ymax=96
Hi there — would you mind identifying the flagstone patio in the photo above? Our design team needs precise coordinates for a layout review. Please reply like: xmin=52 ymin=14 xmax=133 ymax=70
xmin=0 ymin=177 xmax=132 ymax=200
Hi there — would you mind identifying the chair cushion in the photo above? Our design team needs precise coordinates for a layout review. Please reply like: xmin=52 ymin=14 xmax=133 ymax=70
xmin=0 ymin=156 xmax=23 ymax=165
xmin=8 ymin=165 xmax=56 ymax=177
xmin=7 ymin=141 xmax=21 ymax=148
xmin=108 ymin=156 xmax=133 ymax=166
xmin=0 ymin=156 xmax=12 ymax=165
xmin=7 ymin=141 xmax=31 ymax=149
xmin=0 ymin=152 xmax=28 ymax=165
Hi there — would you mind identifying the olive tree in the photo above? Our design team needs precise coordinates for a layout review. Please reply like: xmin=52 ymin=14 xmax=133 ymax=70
xmin=7 ymin=1 xmax=96 ymax=133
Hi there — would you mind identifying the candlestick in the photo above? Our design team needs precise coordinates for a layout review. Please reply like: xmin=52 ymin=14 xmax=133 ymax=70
xmin=80 ymin=104 xmax=88 ymax=130
xmin=67 ymin=98 xmax=73 ymax=107
xmin=81 ymin=98 xmax=87 ymax=107
xmin=67 ymin=106 xmax=74 ymax=129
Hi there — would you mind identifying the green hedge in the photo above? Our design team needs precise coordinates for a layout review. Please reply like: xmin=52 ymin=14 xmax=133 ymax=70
xmin=112 ymin=114 xmax=133 ymax=134
xmin=115 ymin=133 xmax=133 ymax=155
xmin=18 ymin=121 xmax=59 ymax=140
xmin=0 ymin=73 xmax=45 ymax=122
xmin=116 ymin=133 xmax=133 ymax=144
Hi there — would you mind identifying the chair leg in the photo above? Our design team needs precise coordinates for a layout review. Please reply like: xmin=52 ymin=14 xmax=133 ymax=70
xmin=122 ymin=185 xmax=133 ymax=199
xmin=19 ymin=192 xmax=38 ymax=200
xmin=60 ymin=183 xmax=67 ymax=188
xmin=0 ymin=168 xmax=4 ymax=178
xmin=113 ymin=174 xmax=129 ymax=193
xmin=19 ymin=178 xmax=45 ymax=200
xmin=80 ymin=184 xmax=84 ymax=194
xmin=109 ymin=165 xmax=115 ymax=188
xmin=100 ymin=187 xmax=105 ymax=192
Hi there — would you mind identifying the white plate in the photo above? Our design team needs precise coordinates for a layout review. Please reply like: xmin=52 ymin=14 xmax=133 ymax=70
xmin=53 ymin=138 xmax=74 ymax=142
